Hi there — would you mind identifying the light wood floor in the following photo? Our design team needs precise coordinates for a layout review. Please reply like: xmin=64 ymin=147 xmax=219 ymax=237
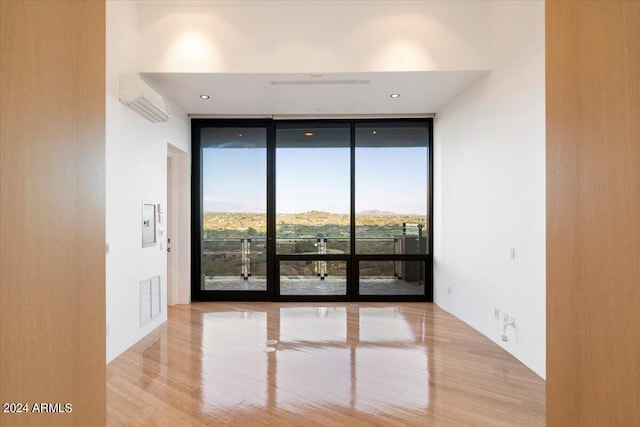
xmin=107 ymin=303 xmax=544 ymax=426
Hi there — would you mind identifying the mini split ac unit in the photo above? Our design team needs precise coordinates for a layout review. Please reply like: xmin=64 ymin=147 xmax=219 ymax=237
xmin=119 ymin=74 xmax=170 ymax=123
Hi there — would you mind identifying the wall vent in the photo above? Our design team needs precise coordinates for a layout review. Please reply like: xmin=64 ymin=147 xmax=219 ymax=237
xmin=270 ymin=79 xmax=369 ymax=86
xmin=140 ymin=275 xmax=161 ymax=327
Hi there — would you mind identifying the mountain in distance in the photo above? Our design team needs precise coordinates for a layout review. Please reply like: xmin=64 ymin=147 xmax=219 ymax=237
xmin=203 ymin=210 xmax=427 ymax=234
xmin=357 ymin=210 xmax=398 ymax=216
xmin=300 ymin=210 xmax=399 ymax=216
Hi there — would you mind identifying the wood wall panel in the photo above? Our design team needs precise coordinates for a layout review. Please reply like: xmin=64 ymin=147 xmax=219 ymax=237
xmin=0 ymin=1 xmax=105 ymax=426
xmin=546 ymin=1 xmax=640 ymax=425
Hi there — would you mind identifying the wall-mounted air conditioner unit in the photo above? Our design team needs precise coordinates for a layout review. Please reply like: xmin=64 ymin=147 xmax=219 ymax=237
xmin=119 ymin=74 xmax=170 ymax=123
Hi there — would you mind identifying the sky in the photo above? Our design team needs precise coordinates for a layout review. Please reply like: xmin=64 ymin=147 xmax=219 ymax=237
xmin=202 ymin=146 xmax=428 ymax=215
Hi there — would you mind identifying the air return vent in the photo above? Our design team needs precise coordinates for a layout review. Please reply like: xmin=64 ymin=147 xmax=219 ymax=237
xmin=270 ymin=79 xmax=370 ymax=86
xmin=140 ymin=275 xmax=161 ymax=327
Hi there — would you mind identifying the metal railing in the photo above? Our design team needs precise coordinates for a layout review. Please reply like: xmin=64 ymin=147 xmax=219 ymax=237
xmin=203 ymin=223 xmax=427 ymax=280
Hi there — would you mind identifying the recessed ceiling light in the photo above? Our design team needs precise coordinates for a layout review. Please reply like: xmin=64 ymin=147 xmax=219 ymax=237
xmin=305 ymin=132 xmax=314 ymax=137
xmin=238 ymin=133 xmax=243 ymax=137
xmin=372 ymin=130 xmax=377 ymax=135
xmin=200 ymin=94 xmax=210 ymax=99
xmin=390 ymin=93 xmax=400 ymax=98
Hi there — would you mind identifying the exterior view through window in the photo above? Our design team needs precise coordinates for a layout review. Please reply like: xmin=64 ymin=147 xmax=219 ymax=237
xmin=200 ymin=127 xmax=268 ymax=292
xmin=192 ymin=119 xmax=432 ymax=301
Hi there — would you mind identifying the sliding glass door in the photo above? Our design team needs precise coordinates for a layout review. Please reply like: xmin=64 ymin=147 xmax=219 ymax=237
xmin=191 ymin=119 xmax=432 ymax=302
xmin=275 ymin=123 xmax=351 ymax=298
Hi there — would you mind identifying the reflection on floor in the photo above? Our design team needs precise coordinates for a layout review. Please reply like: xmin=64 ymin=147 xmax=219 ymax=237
xmin=204 ymin=276 xmax=424 ymax=295
xmin=107 ymin=302 xmax=545 ymax=426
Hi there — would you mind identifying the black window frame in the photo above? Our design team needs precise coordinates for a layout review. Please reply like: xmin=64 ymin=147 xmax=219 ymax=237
xmin=191 ymin=118 xmax=433 ymax=302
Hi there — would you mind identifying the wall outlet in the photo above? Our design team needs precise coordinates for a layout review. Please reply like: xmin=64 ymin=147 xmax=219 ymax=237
xmin=494 ymin=308 xmax=500 ymax=319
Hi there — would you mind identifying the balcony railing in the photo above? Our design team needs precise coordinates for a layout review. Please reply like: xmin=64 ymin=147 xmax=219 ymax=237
xmin=203 ymin=232 xmax=427 ymax=280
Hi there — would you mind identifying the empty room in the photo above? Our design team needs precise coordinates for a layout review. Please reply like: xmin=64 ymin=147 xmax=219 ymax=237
xmin=1 ymin=1 xmax=638 ymax=426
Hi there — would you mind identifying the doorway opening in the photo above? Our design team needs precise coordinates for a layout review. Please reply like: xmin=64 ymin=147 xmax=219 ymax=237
xmin=167 ymin=154 xmax=175 ymax=305
xmin=191 ymin=119 xmax=433 ymax=302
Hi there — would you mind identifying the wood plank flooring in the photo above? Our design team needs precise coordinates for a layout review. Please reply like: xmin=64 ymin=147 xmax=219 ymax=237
xmin=107 ymin=303 xmax=544 ymax=426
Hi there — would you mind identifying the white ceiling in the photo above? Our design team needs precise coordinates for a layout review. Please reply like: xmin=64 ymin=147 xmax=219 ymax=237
xmin=141 ymin=71 xmax=487 ymax=117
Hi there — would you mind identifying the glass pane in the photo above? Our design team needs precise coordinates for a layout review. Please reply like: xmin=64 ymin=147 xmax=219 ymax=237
xmin=276 ymin=123 xmax=351 ymax=254
xmin=355 ymin=122 xmax=429 ymax=254
xmin=279 ymin=260 xmax=347 ymax=295
xmin=201 ymin=127 xmax=267 ymax=291
xmin=359 ymin=260 xmax=425 ymax=295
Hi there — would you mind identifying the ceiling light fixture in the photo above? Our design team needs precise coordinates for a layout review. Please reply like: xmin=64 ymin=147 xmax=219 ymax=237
xmin=305 ymin=132 xmax=314 ymax=137
xmin=372 ymin=130 xmax=377 ymax=135
xmin=390 ymin=93 xmax=400 ymax=98
xmin=200 ymin=94 xmax=210 ymax=99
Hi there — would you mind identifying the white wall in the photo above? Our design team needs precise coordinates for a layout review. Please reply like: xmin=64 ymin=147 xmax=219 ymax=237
xmin=106 ymin=1 xmax=190 ymax=363
xmin=434 ymin=1 xmax=545 ymax=377
xmin=136 ymin=0 xmax=491 ymax=73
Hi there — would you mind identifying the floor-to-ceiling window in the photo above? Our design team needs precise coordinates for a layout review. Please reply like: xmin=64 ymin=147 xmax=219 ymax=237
xmin=199 ymin=126 xmax=268 ymax=293
xmin=354 ymin=122 xmax=430 ymax=297
xmin=275 ymin=122 xmax=351 ymax=298
xmin=191 ymin=119 xmax=432 ymax=301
